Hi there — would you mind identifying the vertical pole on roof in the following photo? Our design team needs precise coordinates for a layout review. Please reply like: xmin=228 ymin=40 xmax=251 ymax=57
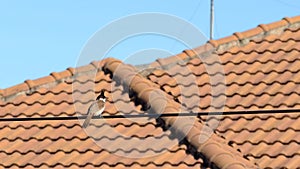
xmin=210 ymin=0 xmax=214 ymax=40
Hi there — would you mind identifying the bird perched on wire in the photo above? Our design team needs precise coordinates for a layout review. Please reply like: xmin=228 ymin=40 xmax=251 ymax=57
xmin=83 ymin=90 xmax=107 ymax=128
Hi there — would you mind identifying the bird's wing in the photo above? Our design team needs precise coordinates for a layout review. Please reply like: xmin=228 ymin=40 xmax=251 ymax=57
xmin=83 ymin=102 xmax=98 ymax=128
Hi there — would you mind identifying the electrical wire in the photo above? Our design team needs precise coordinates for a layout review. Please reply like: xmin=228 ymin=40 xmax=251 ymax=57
xmin=0 ymin=108 xmax=299 ymax=122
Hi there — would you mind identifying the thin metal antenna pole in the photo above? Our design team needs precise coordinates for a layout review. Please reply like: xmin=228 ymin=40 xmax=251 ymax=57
xmin=210 ymin=0 xmax=214 ymax=40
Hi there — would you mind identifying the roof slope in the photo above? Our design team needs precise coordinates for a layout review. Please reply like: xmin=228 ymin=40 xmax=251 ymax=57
xmin=147 ymin=16 xmax=300 ymax=168
xmin=1 ymin=15 xmax=300 ymax=169
xmin=0 ymin=61 xmax=205 ymax=168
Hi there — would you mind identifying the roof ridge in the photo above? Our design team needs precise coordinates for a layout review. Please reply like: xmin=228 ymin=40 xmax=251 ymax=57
xmin=0 ymin=60 xmax=103 ymax=102
xmin=148 ymin=15 xmax=300 ymax=70
xmin=103 ymin=58 xmax=259 ymax=169
xmin=208 ymin=15 xmax=300 ymax=52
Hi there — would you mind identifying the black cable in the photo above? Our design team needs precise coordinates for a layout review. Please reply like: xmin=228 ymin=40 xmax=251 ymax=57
xmin=0 ymin=108 xmax=299 ymax=122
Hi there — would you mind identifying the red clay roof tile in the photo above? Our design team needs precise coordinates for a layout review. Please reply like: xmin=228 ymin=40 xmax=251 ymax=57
xmin=2 ymin=83 xmax=29 ymax=98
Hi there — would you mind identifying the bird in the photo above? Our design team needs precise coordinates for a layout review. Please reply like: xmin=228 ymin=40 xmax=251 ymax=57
xmin=83 ymin=90 xmax=107 ymax=128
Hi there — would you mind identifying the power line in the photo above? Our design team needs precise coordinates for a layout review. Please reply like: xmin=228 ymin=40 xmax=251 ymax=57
xmin=0 ymin=108 xmax=299 ymax=122
xmin=168 ymin=0 xmax=203 ymax=53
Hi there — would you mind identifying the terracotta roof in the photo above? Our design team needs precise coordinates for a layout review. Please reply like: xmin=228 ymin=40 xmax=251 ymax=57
xmin=1 ymin=15 xmax=300 ymax=168
xmin=0 ymin=60 xmax=207 ymax=168
xmin=147 ymin=16 xmax=300 ymax=168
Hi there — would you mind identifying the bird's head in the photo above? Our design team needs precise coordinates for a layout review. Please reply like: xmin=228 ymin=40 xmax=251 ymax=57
xmin=96 ymin=89 xmax=107 ymax=102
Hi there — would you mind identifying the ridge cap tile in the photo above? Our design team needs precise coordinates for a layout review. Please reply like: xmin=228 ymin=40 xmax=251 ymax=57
xmin=209 ymin=15 xmax=300 ymax=54
xmin=103 ymin=58 xmax=258 ymax=169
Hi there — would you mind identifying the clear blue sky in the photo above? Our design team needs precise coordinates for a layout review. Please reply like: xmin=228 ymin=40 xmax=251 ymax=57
xmin=0 ymin=0 xmax=299 ymax=88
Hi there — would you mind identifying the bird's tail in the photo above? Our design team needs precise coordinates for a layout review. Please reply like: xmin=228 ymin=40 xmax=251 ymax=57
xmin=83 ymin=113 xmax=93 ymax=128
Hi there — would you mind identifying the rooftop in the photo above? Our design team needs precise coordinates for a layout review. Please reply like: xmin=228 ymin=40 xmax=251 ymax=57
xmin=1 ymin=15 xmax=300 ymax=169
